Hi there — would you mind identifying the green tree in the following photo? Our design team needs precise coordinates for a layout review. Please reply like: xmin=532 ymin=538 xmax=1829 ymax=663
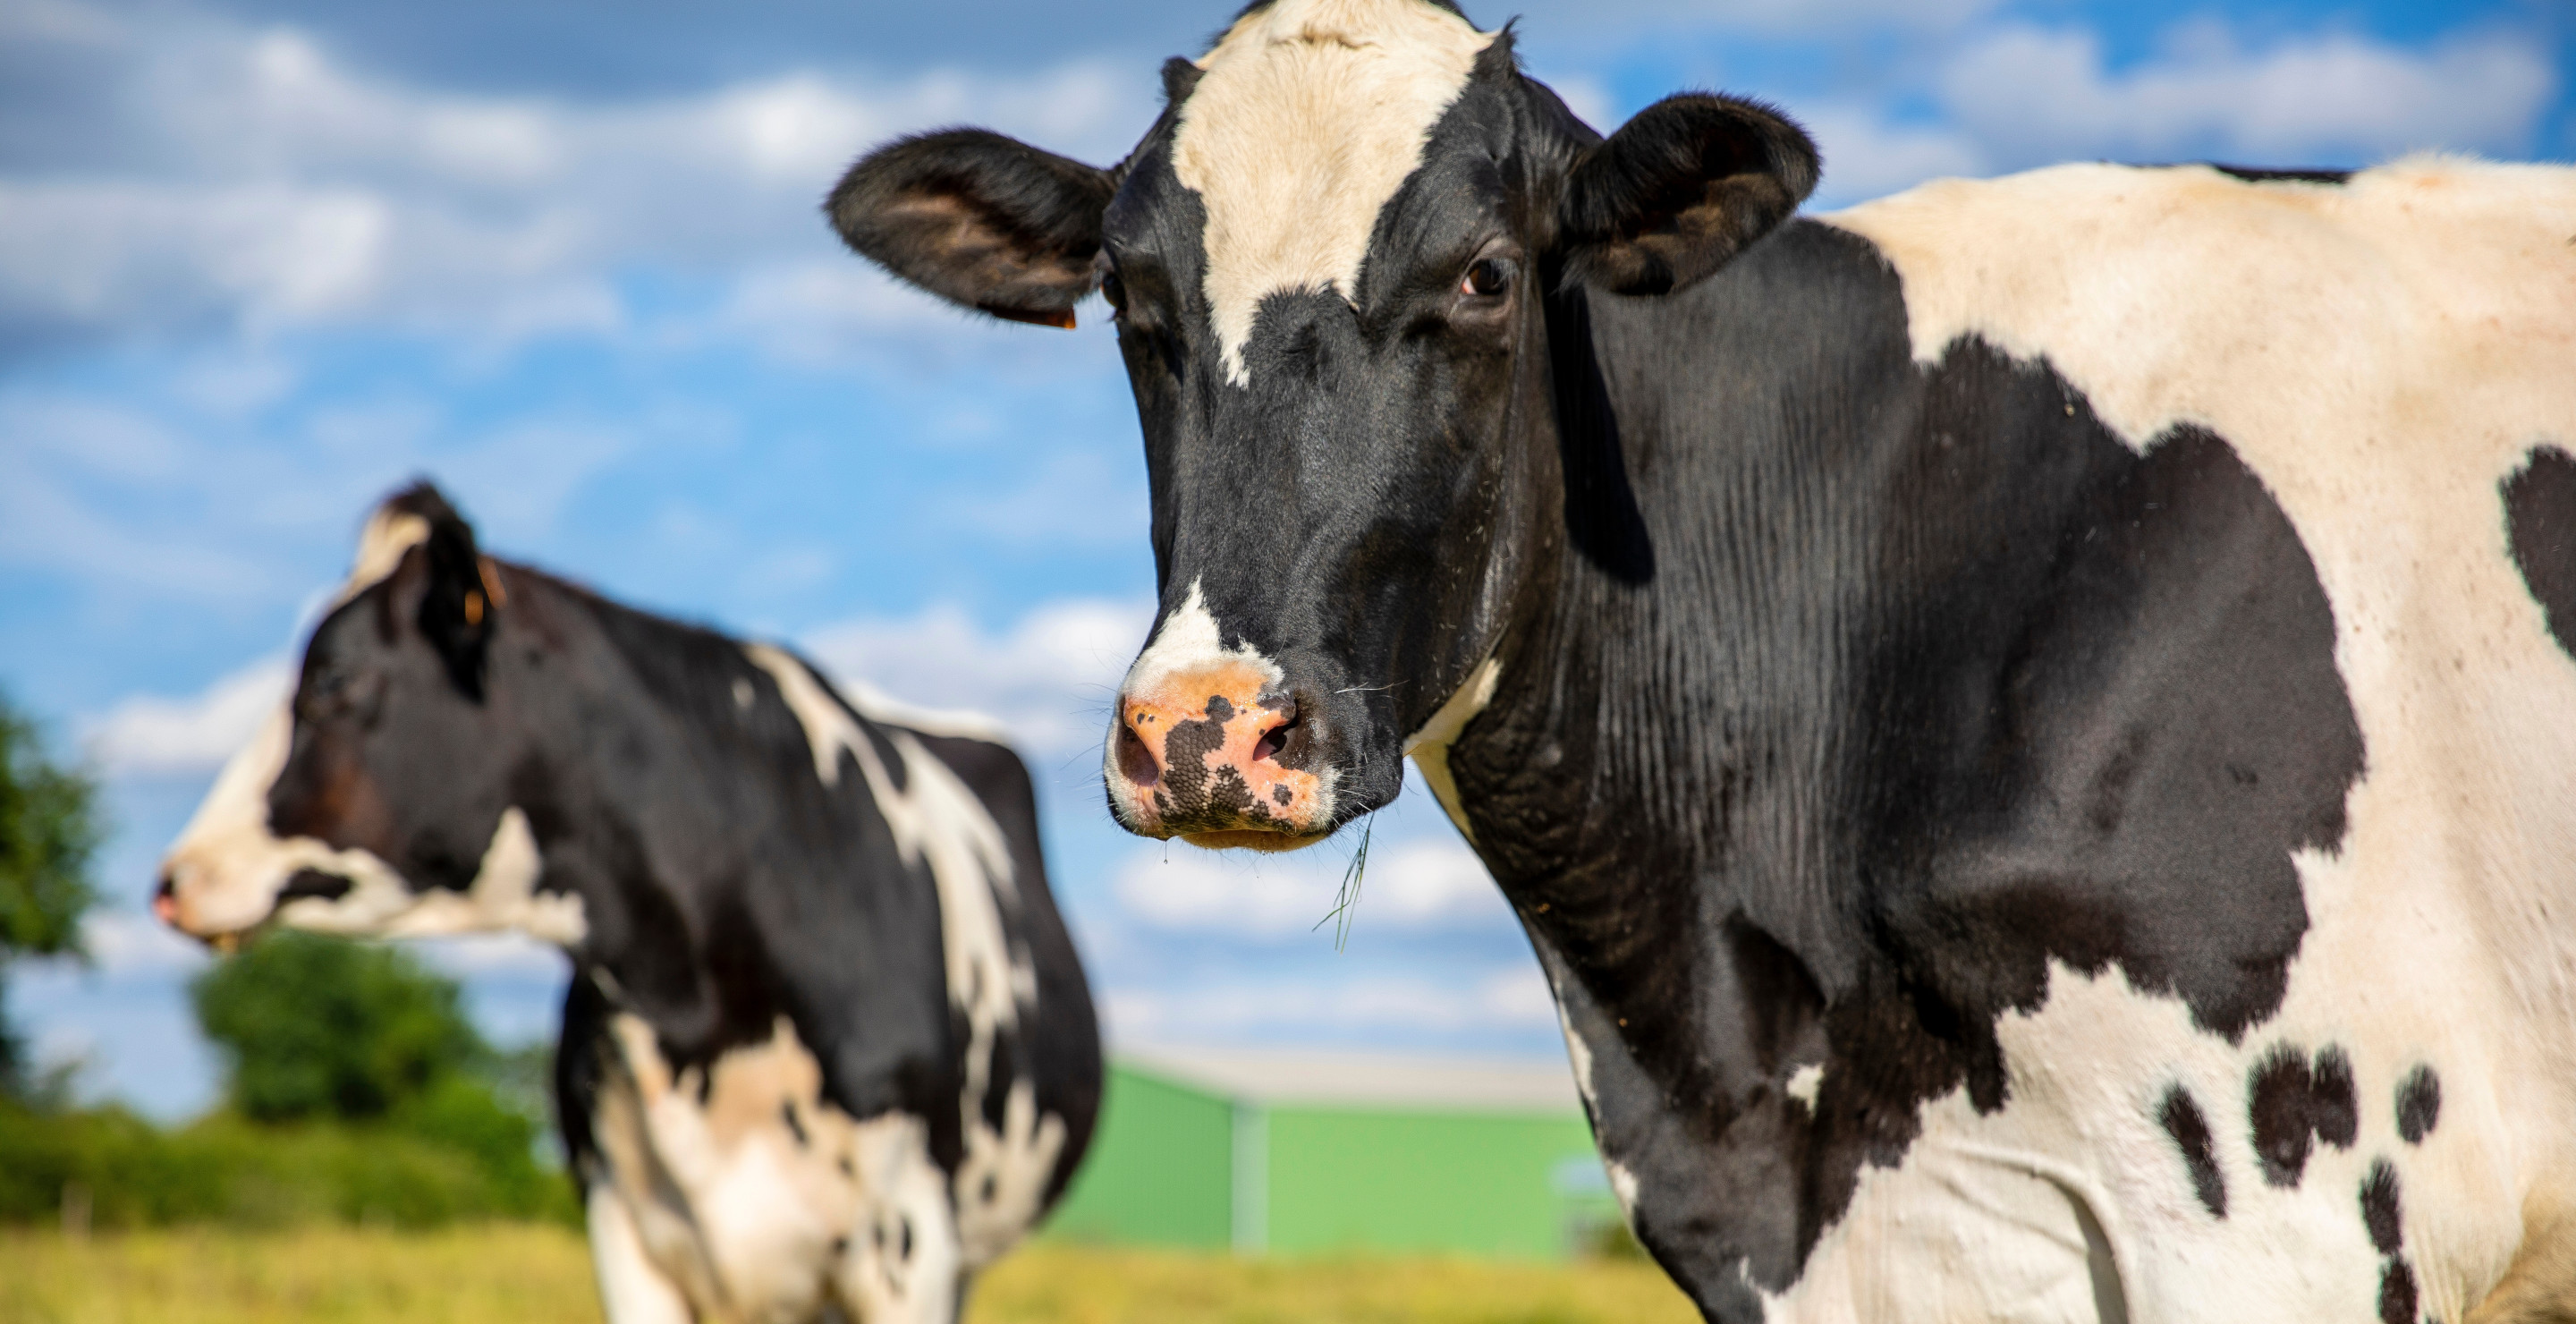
xmin=190 ymin=930 xmax=488 ymax=1122
xmin=0 ymin=694 xmax=103 ymax=1097
xmin=190 ymin=930 xmax=564 ymax=1213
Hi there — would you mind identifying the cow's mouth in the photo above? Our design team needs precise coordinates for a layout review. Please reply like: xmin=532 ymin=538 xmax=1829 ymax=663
xmin=154 ymin=865 xmax=360 ymax=954
xmin=1181 ymin=828 xmax=1329 ymax=853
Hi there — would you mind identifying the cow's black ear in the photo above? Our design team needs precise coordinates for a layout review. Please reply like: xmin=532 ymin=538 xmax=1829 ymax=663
xmin=1557 ymin=94 xmax=1818 ymax=296
xmin=826 ymin=129 xmax=1118 ymax=329
xmin=412 ymin=496 xmax=496 ymax=702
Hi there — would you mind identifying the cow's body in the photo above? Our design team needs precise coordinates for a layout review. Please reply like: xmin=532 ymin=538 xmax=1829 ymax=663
xmin=158 ymin=489 xmax=1099 ymax=1324
xmin=1462 ymin=162 xmax=2576 ymax=1322
xmin=829 ymin=4 xmax=2576 ymax=1317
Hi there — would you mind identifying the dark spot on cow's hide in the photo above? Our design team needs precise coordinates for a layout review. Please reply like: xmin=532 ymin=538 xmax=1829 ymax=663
xmin=2160 ymin=1085 xmax=2227 ymax=1218
xmin=780 ymin=1100 xmax=809 ymax=1148
xmin=899 ymin=1216 xmax=915 ymax=1261
xmin=2504 ymin=446 xmax=2576 ymax=660
xmin=2360 ymin=1158 xmax=2422 ymax=1324
xmin=1867 ymin=410 xmax=2360 ymax=1049
xmin=838 ymin=1156 xmax=856 ymax=1177
xmin=2360 ymin=1158 xmax=2403 ymax=1254
xmin=1273 ymin=784 xmax=1292 ymax=807
xmin=2396 ymin=1065 xmax=2441 ymax=1144
xmin=2249 ymin=1042 xmax=2360 ymax=1187
xmin=277 ymin=869 xmax=354 ymax=904
xmin=2249 ymin=1045 xmax=2317 ymax=1186
xmin=2310 ymin=1046 xmax=2358 ymax=1150
xmin=2379 ymin=1259 xmax=2419 ymax=1324
xmin=981 ymin=1174 xmax=998 ymax=1204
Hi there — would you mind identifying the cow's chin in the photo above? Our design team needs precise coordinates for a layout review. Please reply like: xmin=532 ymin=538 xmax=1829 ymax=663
xmin=1181 ymin=828 xmax=1330 ymax=853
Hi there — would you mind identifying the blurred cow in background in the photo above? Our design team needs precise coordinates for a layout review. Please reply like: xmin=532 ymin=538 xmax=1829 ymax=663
xmin=156 ymin=483 xmax=1099 ymax=1324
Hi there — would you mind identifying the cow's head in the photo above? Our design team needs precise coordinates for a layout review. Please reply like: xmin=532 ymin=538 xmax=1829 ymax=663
xmin=829 ymin=0 xmax=1815 ymax=849
xmin=155 ymin=484 xmax=580 ymax=946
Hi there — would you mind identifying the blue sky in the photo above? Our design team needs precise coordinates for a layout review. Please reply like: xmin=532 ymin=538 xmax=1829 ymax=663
xmin=3 ymin=0 xmax=2568 ymax=1119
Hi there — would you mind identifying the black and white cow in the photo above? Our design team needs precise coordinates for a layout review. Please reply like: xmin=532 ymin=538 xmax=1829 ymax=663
xmin=155 ymin=485 xmax=1099 ymax=1324
xmin=827 ymin=1 xmax=2576 ymax=1319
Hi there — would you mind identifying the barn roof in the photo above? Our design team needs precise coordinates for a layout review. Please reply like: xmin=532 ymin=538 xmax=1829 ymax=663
xmin=1118 ymin=1044 xmax=1585 ymax=1114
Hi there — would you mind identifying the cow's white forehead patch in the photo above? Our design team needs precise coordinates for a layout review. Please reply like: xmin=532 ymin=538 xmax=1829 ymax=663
xmin=1174 ymin=0 xmax=1493 ymax=386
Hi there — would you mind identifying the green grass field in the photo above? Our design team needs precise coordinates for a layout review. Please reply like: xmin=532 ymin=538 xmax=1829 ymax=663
xmin=0 ymin=1226 xmax=1700 ymax=1324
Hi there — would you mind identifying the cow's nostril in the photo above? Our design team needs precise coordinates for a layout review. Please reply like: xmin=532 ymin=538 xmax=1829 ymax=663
xmin=1116 ymin=719 xmax=1160 ymax=787
xmin=151 ymin=874 xmax=178 ymax=925
xmin=1253 ymin=716 xmax=1296 ymax=763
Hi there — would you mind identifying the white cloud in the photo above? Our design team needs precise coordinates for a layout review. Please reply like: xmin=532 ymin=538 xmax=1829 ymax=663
xmin=83 ymin=655 xmax=290 ymax=777
xmin=1114 ymin=836 xmax=1509 ymax=938
xmin=0 ymin=3 xmax=1157 ymax=355
xmin=1801 ymin=105 xmax=1991 ymax=208
xmin=1939 ymin=22 xmax=2557 ymax=168
xmin=0 ymin=0 xmax=122 ymax=45
xmin=802 ymin=598 xmax=1153 ymax=762
xmin=1514 ymin=0 xmax=2003 ymax=40
xmin=709 ymin=257 xmax=1070 ymax=369
xmin=1103 ymin=965 xmax=1555 ymax=1040
xmin=3 ymin=394 xmax=192 ymax=480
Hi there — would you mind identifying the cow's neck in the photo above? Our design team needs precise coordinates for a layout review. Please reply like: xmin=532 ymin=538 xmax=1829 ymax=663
xmin=1437 ymin=223 xmax=2003 ymax=1303
xmin=1456 ymin=229 xmax=1899 ymax=989
xmin=1453 ymin=221 xmax=1988 ymax=1303
xmin=1441 ymin=218 xmax=2362 ymax=1311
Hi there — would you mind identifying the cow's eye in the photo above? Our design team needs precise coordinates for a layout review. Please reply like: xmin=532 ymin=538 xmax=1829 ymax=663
xmin=1461 ymin=258 xmax=1512 ymax=298
xmin=1096 ymin=256 xmax=1127 ymax=314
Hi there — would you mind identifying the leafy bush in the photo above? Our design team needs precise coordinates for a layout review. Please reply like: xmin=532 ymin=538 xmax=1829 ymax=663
xmin=0 ymin=1099 xmax=578 ymax=1230
xmin=191 ymin=931 xmax=491 ymax=1124
xmin=0 ymin=693 xmax=102 ymax=1094
xmin=0 ymin=929 xmax=577 ymax=1230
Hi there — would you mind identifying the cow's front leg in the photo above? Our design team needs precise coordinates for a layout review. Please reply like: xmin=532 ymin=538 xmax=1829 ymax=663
xmin=588 ymin=1185 xmax=698 ymax=1324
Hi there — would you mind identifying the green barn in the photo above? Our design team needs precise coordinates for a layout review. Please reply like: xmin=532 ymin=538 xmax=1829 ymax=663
xmin=1044 ymin=1048 xmax=1621 ymax=1260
